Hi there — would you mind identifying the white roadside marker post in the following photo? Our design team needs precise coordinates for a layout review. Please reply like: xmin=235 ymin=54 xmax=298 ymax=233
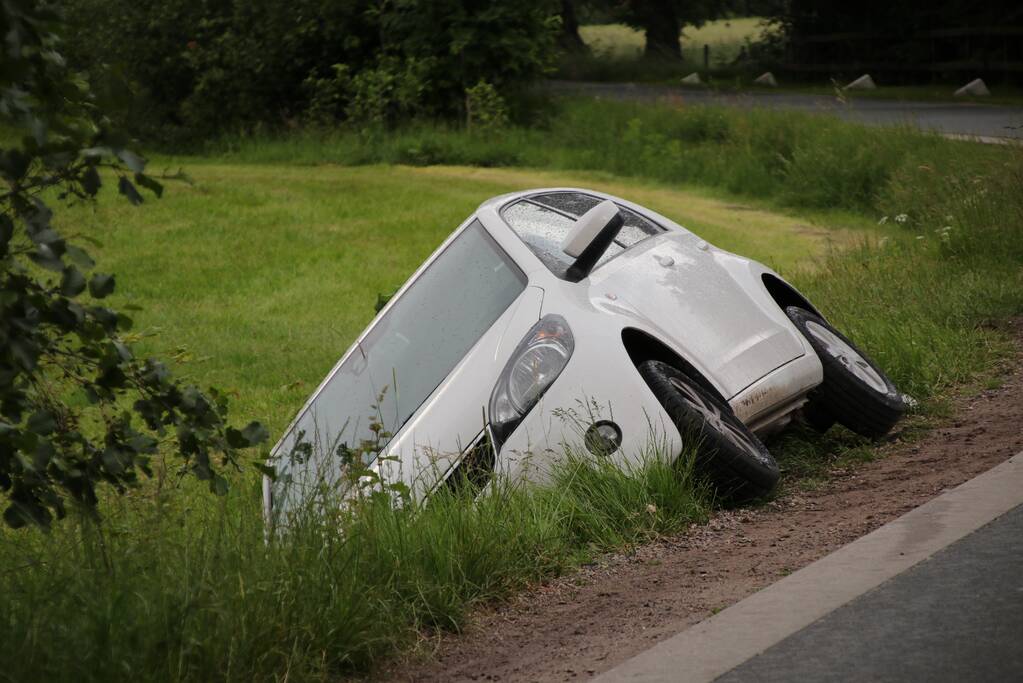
xmin=954 ymin=78 xmax=991 ymax=97
xmin=845 ymin=74 xmax=877 ymax=90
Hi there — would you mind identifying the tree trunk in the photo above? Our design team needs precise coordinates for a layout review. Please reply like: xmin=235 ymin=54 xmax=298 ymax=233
xmin=558 ymin=0 xmax=588 ymax=53
xmin=640 ymin=1 xmax=681 ymax=60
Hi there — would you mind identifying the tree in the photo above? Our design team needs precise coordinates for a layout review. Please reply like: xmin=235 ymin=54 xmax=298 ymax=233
xmin=615 ymin=0 xmax=724 ymax=61
xmin=558 ymin=0 xmax=589 ymax=54
xmin=0 ymin=0 xmax=267 ymax=529
xmin=61 ymin=0 xmax=562 ymax=139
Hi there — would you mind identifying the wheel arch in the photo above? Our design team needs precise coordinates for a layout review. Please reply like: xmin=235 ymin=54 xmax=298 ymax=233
xmin=621 ymin=327 xmax=729 ymax=404
xmin=760 ymin=273 xmax=823 ymax=319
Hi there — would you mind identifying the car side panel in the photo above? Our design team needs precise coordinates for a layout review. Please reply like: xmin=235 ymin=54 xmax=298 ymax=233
xmin=376 ymin=286 xmax=545 ymax=500
xmin=590 ymin=233 xmax=807 ymax=399
xmin=494 ymin=315 xmax=684 ymax=486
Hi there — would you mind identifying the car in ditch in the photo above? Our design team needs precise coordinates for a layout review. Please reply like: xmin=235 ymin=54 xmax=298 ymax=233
xmin=264 ymin=188 xmax=906 ymax=522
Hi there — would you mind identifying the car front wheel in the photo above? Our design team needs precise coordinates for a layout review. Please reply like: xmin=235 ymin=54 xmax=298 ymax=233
xmin=785 ymin=306 xmax=905 ymax=438
xmin=639 ymin=360 xmax=780 ymax=502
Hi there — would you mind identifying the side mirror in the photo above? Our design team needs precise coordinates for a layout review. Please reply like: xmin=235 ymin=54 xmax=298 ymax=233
xmin=561 ymin=200 xmax=624 ymax=283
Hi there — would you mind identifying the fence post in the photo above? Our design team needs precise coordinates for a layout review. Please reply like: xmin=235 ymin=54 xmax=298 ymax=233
xmin=703 ymin=44 xmax=710 ymax=70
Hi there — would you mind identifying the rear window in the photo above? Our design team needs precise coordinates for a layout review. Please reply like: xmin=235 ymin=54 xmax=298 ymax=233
xmin=501 ymin=191 xmax=663 ymax=279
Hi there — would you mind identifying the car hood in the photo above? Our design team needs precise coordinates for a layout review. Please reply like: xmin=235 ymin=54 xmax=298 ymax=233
xmin=590 ymin=232 xmax=805 ymax=398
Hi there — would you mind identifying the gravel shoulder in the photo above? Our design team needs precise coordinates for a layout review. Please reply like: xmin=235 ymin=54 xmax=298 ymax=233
xmin=384 ymin=321 xmax=1023 ymax=683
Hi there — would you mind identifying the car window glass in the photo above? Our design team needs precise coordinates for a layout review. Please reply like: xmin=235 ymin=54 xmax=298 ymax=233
xmin=530 ymin=192 xmax=662 ymax=248
xmin=501 ymin=200 xmax=622 ymax=278
xmin=272 ymin=220 xmax=525 ymax=513
xmin=362 ymin=221 xmax=526 ymax=437
xmin=502 ymin=192 xmax=662 ymax=279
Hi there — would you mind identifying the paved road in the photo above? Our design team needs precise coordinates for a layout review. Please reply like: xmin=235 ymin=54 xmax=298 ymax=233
xmin=719 ymin=503 xmax=1023 ymax=682
xmin=548 ymin=81 xmax=1023 ymax=142
xmin=596 ymin=453 xmax=1023 ymax=683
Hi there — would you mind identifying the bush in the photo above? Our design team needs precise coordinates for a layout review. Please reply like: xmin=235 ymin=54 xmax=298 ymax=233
xmin=465 ymin=80 xmax=511 ymax=132
xmin=63 ymin=0 xmax=560 ymax=141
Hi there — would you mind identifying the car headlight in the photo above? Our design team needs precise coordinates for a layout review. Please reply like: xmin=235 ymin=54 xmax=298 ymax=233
xmin=489 ymin=314 xmax=574 ymax=448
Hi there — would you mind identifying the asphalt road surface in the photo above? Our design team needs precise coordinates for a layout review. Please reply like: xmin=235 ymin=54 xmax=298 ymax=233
xmin=547 ymin=81 xmax=1023 ymax=142
xmin=718 ymin=503 xmax=1023 ymax=682
xmin=596 ymin=453 xmax=1023 ymax=683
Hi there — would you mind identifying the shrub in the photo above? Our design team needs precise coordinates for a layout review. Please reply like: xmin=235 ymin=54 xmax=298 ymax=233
xmin=63 ymin=0 xmax=560 ymax=141
xmin=465 ymin=80 xmax=511 ymax=132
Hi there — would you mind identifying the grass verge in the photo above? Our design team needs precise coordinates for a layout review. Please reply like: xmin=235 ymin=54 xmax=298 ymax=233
xmin=0 ymin=451 xmax=707 ymax=681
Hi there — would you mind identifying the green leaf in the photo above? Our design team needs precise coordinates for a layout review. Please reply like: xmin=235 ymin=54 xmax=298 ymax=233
xmin=375 ymin=290 xmax=396 ymax=313
xmin=118 ymin=176 xmax=144 ymax=205
xmin=255 ymin=463 xmax=277 ymax=480
xmin=81 ymin=165 xmax=101 ymax=196
xmin=9 ymin=338 xmax=38 ymax=371
xmin=241 ymin=421 xmax=269 ymax=445
xmin=116 ymin=149 xmax=146 ymax=174
xmin=29 ymin=228 xmax=63 ymax=247
xmin=211 ymin=474 xmax=229 ymax=496
xmin=28 ymin=244 xmax=64 ymax=271
xmin=81 ymin=146 xmax=113 ymax=160
xmin=65 ymin=244 xmax=95 ymax=270
xmin=0 ymin=149 xmax=30 ymax=182
xmin=60 ymin=266 xmax=86 ymax=296
xmin=225 ymin=427 xmax=247 ymax=448
xmin=0 ymin=215 xmax=12 ymax=254
xmin=227 ymin=421 xmax=268 ymax=448
xmin=27 ymin=410 xmax=56 ymax=435
xmin=3 ymin=505 xmax=28 ymax=530
xmin=88 ymin=273 xmax=115 ymax=298
xmin=134 ymin=172 xmax=163 ymax=198
xmin=112 ymin=340 xmax=133 ymax=362
xmin=102 ymin=447 xmax=128 ymax=474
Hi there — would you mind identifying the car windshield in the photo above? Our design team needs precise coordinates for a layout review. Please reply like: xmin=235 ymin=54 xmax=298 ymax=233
xmin=271 ymin=220 xmax=526 ymax=507
xmin=501 ymin=191 xmax=663 ymax=279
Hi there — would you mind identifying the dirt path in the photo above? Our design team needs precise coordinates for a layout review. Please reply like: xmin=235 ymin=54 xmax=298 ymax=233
xmin=385 ymin=321 xmax=1023 ymax=683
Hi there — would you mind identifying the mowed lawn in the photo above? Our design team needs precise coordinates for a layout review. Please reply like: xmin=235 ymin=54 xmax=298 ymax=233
xmin=580 ymin=18 xmax=768 ymax=65
xmin=57 ymin=163 xmax=864 ymax=444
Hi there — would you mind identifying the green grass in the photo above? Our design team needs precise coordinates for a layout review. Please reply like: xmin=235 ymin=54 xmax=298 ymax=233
xmin=209 ymin=99 xmax=1008 ymax=219
xmin=0 ymin=450 xmax=708 ymax=681
xmin=3 ymin=97 xmax=1023 ymax=681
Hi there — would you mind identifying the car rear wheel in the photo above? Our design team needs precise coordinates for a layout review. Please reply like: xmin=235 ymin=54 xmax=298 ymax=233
xmin=638 ymin=360 xmax=779 ymax=502
xmin=785 ymin=306 xmax=905 ymax=438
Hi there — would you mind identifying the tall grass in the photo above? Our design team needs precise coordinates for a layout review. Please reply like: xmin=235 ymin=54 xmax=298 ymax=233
xmin=208 ymin=99 xmax=1006 ymax=218
xmin=0 ymin=452 xmax=706 ymax=681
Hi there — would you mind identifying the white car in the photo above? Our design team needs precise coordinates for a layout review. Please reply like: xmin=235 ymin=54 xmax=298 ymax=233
xmin=265 ymin=188 xmax=905 ymax=520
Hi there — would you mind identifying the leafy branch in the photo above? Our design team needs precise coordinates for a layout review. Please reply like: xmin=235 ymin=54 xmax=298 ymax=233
xmin=0 ymin=0 xmax=267 ymax=529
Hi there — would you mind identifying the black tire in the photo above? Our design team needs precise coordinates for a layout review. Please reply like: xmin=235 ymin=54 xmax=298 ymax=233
xmin=785 ymin=307 xmax=905 ymax=438
xmin=638 ymin=360 xmax=779 ymax=502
